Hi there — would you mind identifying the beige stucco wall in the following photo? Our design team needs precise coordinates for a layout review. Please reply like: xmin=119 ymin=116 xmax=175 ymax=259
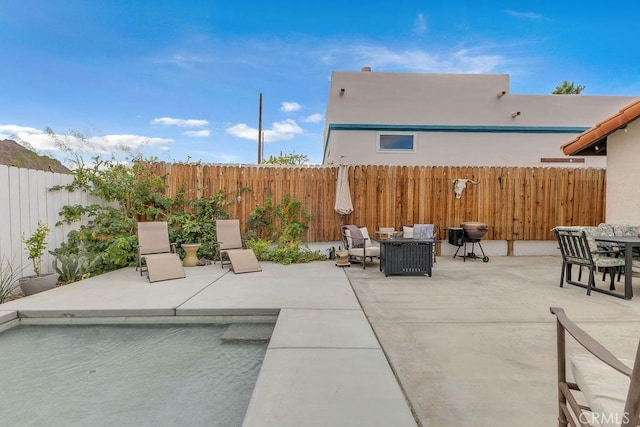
xmin=327 ymin=129 xmax=603 ymax=167
xmin=605 ymin=119 xmax=640 ymax=223
xmin=324 ymin=71 xmax=636 ymax=167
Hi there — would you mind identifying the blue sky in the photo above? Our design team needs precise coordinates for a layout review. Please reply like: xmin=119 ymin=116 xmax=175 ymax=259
xmin=1 ymin=1 xmax=639 ymax=165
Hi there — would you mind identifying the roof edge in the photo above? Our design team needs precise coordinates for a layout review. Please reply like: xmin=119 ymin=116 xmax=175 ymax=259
xmin=562 ymin=98 xmax=640 ymax=155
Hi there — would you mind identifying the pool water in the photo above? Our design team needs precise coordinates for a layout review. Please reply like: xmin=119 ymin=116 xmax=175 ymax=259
xmin=0 ymin=323 xmax=269 ymax=427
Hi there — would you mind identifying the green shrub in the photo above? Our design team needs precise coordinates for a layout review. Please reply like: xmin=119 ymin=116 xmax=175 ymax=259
xmin=169 ymin=192 xmax=231 ymax=260
xmin=245 ymin=194 xmax=323 ymax=265
xmin=246 ymin=239 xmax=273 ymax=261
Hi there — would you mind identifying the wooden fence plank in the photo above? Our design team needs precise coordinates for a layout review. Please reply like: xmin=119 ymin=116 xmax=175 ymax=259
xmin=146 ymin=163 xmax=607 ymax=243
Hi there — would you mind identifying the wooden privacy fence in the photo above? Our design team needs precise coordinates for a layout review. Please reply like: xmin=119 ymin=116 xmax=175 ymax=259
xmin=147 ymin=163 xmax=606 ymax=244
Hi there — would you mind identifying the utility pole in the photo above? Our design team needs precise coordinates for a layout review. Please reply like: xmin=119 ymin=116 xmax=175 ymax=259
xmin=258 ymin=93 xmax=263 ymax=164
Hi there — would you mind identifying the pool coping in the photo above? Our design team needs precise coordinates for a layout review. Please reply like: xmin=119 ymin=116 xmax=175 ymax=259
xmin=0 ymin=261 xmax=417 ymax=427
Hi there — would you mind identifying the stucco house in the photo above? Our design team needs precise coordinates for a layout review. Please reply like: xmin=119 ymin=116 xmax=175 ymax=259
xmin=561 ymin=99 xmax=640 ymax=224
xmin=323 ymin=69 xmax=637 ymax=168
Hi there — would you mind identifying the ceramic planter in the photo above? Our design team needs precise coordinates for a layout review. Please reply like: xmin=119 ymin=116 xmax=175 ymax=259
xmin=19 ymin=273 xmax=57 ymax=296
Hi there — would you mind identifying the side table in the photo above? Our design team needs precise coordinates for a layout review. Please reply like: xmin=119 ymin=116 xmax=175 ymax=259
xmin=182 ymin=243 xmax=201 ymax=267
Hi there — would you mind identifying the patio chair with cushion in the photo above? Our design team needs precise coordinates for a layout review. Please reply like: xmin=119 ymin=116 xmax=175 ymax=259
xmin=413 ymin=224 xmax=438 ymax=263
xmin=136 ymin=221 xmax=185 ymax=282
xmin=554 ymin=227 xmax=625 ymax=296
xmin=550 ymin=307 xmax=640 ymax=427
xmin=215 ymin=219 xmax=261 ymax=273
xmin=341 ymin=225 xmax=380 ymax=269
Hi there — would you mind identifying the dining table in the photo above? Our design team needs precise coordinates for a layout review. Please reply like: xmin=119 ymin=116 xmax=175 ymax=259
xmin=594 ymin=235 xmax=640 ymax=299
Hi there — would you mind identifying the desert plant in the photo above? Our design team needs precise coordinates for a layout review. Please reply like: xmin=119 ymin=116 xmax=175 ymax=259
xmin=49 ymin=244 xmax=96 ymax=284
xmin=22 ymin=221 xmax=51 ymax=277
xmin=0 ymin=256 xmax=24 ymax=303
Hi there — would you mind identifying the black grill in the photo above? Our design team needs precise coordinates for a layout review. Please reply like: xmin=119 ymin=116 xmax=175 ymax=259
xmin=448 ymin=222 xmax=490 ymax=262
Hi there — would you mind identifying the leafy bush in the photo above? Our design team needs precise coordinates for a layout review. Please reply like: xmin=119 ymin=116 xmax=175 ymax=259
xmin=49 ymin=137 xmax=179 ymax=274
xmin=49 ymin=135 xmax=235 ymax=275
xmin=246 ymin=195 xmax=324 ymax=264
xmin=169 ymin=192 xmax=231 ymax=260
xmin=245 ymin=239 xmax=273 ymax=261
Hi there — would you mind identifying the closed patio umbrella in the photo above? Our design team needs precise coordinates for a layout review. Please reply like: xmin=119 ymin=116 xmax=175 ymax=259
xmin=334 ymin=164 xmax=353 ymax=215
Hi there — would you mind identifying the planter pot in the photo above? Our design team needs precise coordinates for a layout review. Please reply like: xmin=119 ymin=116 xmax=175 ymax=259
xmin=19 ymin=273 xmax=58 ymax=296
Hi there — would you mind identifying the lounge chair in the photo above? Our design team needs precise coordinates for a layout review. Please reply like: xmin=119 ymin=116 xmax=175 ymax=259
xmin=226 ymin=249 xmax=262 ymax=274
xmin=215 ymin=219 xmax=261 ymax=273
xmin=136 ymin=221 xmax=185 ymax=282
xmin=341 ymin=225 xmax=380 ymax=269
xmin=550 ymin=307 xmax=640 ymax=427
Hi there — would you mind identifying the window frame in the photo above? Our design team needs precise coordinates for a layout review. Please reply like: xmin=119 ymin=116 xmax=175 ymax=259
xmin=376 ymin=132 xmax=416 ymax=153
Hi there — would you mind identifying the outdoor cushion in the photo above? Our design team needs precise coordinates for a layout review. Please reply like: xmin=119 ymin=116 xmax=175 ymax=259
xmin=403 ymin=226 xmax=413 ymax=238
xmin=612 ymin=224 xmax=639 ymax=237
xmin=348 ymin=246 xmax=380 ymax=258
xmin=143 ymin=253 xmax=186 ymax=283
xmin=344 ymin=226 xmax=369 ymax=248
xmin=571 ymin=354 xmax=634 ymax=427
xmin=226 ymin=249 xmax=262 ymax=274
xmin=413 ymin=224 xmax=435 ymax=240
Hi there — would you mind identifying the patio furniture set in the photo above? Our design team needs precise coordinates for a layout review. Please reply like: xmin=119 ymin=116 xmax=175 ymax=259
xmin=137 ymin=219 xmax=261 ymax=283
xmin=554 ymin=224 xmax=640 ymax=300
xmin=551 ymin=225 xmax=640 ymax=426
xmin=340 ymin=224 xmax=442 ymax=277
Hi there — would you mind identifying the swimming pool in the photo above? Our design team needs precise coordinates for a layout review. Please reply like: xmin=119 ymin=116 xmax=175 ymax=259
xmin=0 ymin=323 xmax=270 ymax=427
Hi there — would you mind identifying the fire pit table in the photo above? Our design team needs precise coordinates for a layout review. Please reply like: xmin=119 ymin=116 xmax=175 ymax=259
xmin=375 ymin=237 xmax=435 ymax=277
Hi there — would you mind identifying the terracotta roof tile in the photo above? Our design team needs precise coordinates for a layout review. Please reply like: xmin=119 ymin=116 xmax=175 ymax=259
xmin=561 ymin=98 xmax=640 ymax=155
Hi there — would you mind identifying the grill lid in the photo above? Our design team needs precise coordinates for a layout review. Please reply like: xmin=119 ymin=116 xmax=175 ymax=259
xmin=460 ymin=221 xmax=488 ymax=230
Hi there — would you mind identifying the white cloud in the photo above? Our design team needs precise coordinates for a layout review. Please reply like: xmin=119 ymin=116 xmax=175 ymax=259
xmin=346 ymin=44 xmax=506 ymax=74
xmin=183 ymin=130 xmax=210 ymax=137
xmin=225 ymin=118 xmax=303 ymax=143
xmin=94 ymin=134 xmax=173 ymax=152
xmin=414 ymin=13 xmax=427 ymax=35
xmin=302 ymin=113 xmax=323 ymax=123
xmin=0 ymin=124 xmax=173 ymax=155
xmin=151 ymin=117 xmax=209 ymax=128
xmin=506 ymin=10 xmax=545 ymax=20
xmin=0 ymin=124 xmax=41 ymax=137
xmin=225 ymin=123 xmax=257 ymax=140
xmin=280 ymin=102 xmax=302 ymax=113
xmin=151 ymin=52 xmax=215 ymax=70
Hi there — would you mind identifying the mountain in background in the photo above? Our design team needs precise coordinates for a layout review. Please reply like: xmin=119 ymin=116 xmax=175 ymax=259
xmin=0 ymin=139 xmax=70 ymax=173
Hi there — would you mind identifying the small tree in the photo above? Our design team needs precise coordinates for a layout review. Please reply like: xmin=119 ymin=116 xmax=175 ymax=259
xmin=22 ymin=221 xmax=51 ymax=277
xmin=263 ymin=151 xmax=309 ymax=165
xmin=553 ymin=81 xmax=586 ymax=94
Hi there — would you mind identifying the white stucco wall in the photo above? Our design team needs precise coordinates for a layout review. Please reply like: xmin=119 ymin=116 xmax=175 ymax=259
xmin=324 ymin=71 xmax=636 ymax=167
xmin=605 ymin=119 xmax=640 ymax=224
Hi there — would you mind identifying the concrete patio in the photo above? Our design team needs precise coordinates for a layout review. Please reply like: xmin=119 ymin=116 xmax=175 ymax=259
xmin=2 ymin=255 xmax=640 ymax=426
